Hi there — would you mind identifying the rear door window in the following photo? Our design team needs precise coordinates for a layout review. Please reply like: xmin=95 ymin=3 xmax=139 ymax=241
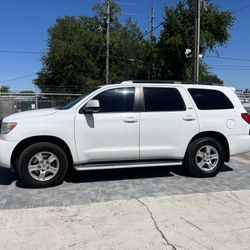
xmin=188 ymin=88 xmax=234 ymax=110
xmin=143 ymin=87 xmax=186 ymax=112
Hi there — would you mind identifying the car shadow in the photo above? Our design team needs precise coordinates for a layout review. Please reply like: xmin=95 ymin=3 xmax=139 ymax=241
xmin=221 ymin=165 xmax=234 ymax=172
xmin=0 ymin=167 xmax=17 ymax=185
xmin=171 ymin=164 xmax=233 ymax=178
xmin=0 ymin=164 xmax=234 ymax=188
xmin=65 ymin=166 xmax=174 ymax=184
xmin=65 ymin=164 xmax=234 ymax=184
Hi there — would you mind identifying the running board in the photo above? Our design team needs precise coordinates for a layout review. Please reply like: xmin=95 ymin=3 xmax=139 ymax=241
xmin=74 ymin=160 xmax=183 ymax=171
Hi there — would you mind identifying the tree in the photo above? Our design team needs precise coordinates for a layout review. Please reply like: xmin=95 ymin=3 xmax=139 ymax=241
xmin=0 ymin=85 xmax=10 ymax=93
xmin=35 ymin=0 xmax=234 ymax=91
xmin=93 ymin=0 xmax=121 ymax=25
xmin=35 ymin=16 xmax=105 ymax=92
xmin=108 ymin=18 xmax=146 ymax=82
xmin=158 ymin=0 xmax=234 ymax=82
xmin=35 ymin=2 xmax=146 ymax=92
xmin=19 ymin=90 xmax=35 ymax=93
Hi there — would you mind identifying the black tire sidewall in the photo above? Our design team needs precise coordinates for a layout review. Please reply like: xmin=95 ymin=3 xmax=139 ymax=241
xmin=186 ymin=137 xmax=225 ymax=177
xmin=18 ymin=142 xmax=68 ymax=188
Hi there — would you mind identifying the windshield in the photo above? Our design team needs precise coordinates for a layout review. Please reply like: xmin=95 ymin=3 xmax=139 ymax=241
xmin=59 ymin=89 xmax=98 ymax=110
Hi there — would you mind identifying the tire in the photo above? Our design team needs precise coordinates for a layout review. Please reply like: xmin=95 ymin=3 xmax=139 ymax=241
xmin=18 ymin=142 xmax=68 ymax=188
xmin=184 ymin=137 xmax=225 ymax=177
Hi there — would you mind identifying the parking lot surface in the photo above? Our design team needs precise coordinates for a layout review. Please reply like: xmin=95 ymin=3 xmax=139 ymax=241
xmin=0 ymin=152 xmax=249 ymax=210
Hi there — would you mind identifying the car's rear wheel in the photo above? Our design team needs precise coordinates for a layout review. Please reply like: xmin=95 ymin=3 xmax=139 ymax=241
xmin=18 ymin=142 xmax=68 ymax=188
xmin=184 ymin=137 xmax=225 ymax=177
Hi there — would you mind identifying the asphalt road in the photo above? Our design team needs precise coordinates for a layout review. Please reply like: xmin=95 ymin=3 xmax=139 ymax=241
xmin=0 ymin=152 xmax=249 ymax=210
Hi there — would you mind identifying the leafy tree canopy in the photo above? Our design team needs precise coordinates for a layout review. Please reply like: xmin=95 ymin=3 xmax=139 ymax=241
xmin=158 ymin=0 xmax=234 ymax=82
xmin=35 ymin=0 xmax=234 ymax=92
xmin=0 ymin=85 xmax=10 ymax=93
xmin=19 ymin=90 xmax=35 ymax=93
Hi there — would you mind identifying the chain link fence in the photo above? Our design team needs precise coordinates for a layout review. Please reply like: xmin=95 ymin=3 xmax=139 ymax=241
xmin=0 ymin=91 xmax=250 ymax=120
xmin=0 ymin=92 xmax=81 ymax=120
xmin=238 ymin=93 xmax=250 ymax=113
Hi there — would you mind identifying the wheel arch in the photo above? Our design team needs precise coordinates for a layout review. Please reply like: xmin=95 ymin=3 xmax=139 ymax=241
xmin=188 ymin=131 xmax=230 ymax=162
xmin=11 ymin=136 xmax=73 ymax=169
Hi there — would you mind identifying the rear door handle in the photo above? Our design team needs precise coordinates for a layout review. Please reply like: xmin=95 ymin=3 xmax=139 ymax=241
xmin=183 ymin=115 xmax=196 ymax=121
xmin=123 ymin=117 xmax=138 ymax=123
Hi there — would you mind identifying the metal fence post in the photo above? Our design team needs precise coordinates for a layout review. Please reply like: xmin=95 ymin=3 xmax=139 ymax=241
xmin=35 ymin=93 xmax=38 ymax=110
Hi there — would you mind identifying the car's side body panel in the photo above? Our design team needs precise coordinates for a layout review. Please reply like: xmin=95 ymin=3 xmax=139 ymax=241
xmin=74 ymin=86 xmax=140 ymax=164
xmin=185 ymin=86 xmax=250 ymax=156
xmin=75 ymin=112 xmax=140 ymax=163
xmin=0 ymin=109 xmax=79 ymax=166
xmin=0 ymin=82 xmax=249 ymax=171
xmin=139 ymin=86 xmax=200 ymax=159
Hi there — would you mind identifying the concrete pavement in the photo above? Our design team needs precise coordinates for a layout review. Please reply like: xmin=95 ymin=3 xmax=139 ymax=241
xmin=0 ymin=190 xmax=249 ymax=250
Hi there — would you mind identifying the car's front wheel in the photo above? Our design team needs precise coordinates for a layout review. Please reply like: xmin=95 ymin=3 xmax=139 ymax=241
xmin=184 ymin=137 xmax=225 ymax=177
xmin=18 ymin=142 xmax=68 ymax=188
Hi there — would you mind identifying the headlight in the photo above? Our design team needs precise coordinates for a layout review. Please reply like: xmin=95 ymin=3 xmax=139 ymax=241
xmin=0 ymin=122 xmax=17 ymax=134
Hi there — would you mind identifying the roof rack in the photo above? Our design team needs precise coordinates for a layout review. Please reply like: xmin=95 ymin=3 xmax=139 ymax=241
xmin=132 ymin=80 xmax=180 ymax=84
xmin=130 ymin=80 xmax=217 ymax=85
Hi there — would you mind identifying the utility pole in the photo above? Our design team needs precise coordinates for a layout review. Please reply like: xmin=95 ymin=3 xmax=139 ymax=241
xmin=150 ymin=0 xmax=155 ymax=79
xmin=194 ymin=0 xmax=201 ymax=83
xmin=106 ymin=0 xmax=110 ymax=85
xmin=150 ymin=0 xmax=155 ymax=41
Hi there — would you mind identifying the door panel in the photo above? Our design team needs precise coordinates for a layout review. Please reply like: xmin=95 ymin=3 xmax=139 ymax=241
xmin=74 ymin=87 xmax=140 ymax=164
xmin=140 ymin=86 xmax=199 ymax=159
xmin=75 ymin=113 xmax=139 ymax=163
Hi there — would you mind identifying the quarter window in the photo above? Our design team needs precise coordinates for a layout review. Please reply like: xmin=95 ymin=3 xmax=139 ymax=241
xmin=188 ymin=89 xmax=234 ymax=110
xmin=143 ymin=87 xmax=186 ymax=112
xmin=92 ymin=87 xmax=135 ymax=113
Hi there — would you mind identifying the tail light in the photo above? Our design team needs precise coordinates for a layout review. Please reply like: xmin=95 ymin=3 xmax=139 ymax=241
xmin=241 ymin=113 xmax=250 ymax=124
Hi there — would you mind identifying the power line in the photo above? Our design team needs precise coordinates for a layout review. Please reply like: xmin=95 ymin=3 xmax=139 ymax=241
xmin=120 ymin=12 xmax=136 ymax=16
xmin=209 ymin=68 xmax=250 ymax=71
xmin=116 ymin=1 xmax=136 ymax=6
xmin=0 ymin=23 xmax=162 ymax=56
xmin=142 ymin=22 xmax=163 ymax=38
xmin=1 ymin=73 xmax=37 ymax=84
xmin=0 ymin=52 xmax=145 ymax=85
xmin=208 ymin=64 xmax=250 ymax=68
xmin=233 ymin=3 xmax=250 ymax=13
xmin=206 ymin=55 xmax=250 ymax=62
xmin=0 ymin=50 xmax=42 ymax=55
xmin=207 ymin=63 xmax=250 ymax=71
xmin=0 ymin=48 xmax=144 ymax=62
xmin=120 ymin=12 xmax=150 ymax=17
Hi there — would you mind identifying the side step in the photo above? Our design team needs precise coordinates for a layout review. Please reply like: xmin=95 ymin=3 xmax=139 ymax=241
xmin=74 ymin=160 xmax=183 ymax=171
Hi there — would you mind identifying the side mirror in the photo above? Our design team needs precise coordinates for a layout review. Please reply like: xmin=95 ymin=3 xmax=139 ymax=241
xmin=82 ymin=100 xmax=100 ymax=113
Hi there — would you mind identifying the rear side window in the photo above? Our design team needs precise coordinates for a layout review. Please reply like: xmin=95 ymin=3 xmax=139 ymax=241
xmin=93 ymin=87 xmax=135 ymax=113
xmin=188 ymin=88 xmax=234 ymax=110
xmin=143 ymin=87 xmax=186 ymax=112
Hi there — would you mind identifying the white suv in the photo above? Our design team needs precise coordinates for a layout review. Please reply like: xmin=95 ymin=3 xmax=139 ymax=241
xmin=0 ymin=81 xmax=250 ymax=188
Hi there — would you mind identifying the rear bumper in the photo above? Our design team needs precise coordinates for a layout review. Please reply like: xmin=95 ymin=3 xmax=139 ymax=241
xmin=228 ymin=134 xmax=250 ymax=156
xmin=0 ymin=138 xmax=18 ymax=168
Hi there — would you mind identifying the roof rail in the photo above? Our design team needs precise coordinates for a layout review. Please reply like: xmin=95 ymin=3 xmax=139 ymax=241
xmin=131 ymin=80 xmax=218 ymax=85
xmin=132 ymin=80 xmax=180 ymax=84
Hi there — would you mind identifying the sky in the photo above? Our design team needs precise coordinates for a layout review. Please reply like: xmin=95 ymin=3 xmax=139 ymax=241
xmin=0 ymin=0 xmax=250 ymax=92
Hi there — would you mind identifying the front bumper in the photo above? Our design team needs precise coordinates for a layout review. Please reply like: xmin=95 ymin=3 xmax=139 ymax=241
xmin=0 ymin=138 xmax=18 ymax=168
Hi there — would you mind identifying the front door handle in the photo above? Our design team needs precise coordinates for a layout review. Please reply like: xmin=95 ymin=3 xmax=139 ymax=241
xmin=183 ymin=115 xmax=196 ymax=121
xmin=123 ymin=117 xmax=138 ymax=123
